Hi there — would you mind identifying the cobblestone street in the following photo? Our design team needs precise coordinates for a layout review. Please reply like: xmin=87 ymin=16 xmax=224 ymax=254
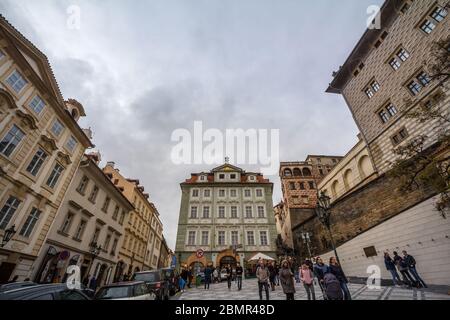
xmin=175 ymin=279 xmax=450 ymax=301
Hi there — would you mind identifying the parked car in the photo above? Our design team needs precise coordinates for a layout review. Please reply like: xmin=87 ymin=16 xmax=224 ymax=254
xmin=161 ymin=267 xmax=179 ymax=296
xmin=133 ymin=270 xmax=170 ymax=300
xmin=0 ymin=281 xmax=37 ymax=293
xmin=0 ymin=284 xmax=91 ymax=300
xmin=95 ymin=281 xmax=155 ymax=300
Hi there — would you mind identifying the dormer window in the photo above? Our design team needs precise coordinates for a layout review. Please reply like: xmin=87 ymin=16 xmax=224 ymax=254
xmin=219 ymin=174 xmax=225 ymax=180
xmin=230 ymin=174 xmax=236 ymax=179
xmin=200 ymin=175 xmax=206 ymax=181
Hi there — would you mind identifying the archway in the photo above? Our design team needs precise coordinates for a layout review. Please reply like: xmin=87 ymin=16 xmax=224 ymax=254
xmin=219 ymin=256 xmax=237 ymax=269
xmin=302 ymin=168 xmax=312 ymax=176
xmin=283 ymin=168 xmax=292 ymax=177
xmin=293 ymin=168 xmax=301 ymax=176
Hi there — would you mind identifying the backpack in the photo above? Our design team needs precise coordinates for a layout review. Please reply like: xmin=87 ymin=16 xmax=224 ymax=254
xmin=323 ymin=273 xmax=343 ymax=300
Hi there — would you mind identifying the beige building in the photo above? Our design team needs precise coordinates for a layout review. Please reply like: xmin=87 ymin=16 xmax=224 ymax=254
xmin=318 ymin=135 xmax=378 ymax=203
xmin=32 ymin=153 xmax=134 ymax=286
xmin=327 ymin=0 xmax=449 ymax=173
xmin=103 ymin=162 xmax=163 ymax=276
xmin=0 ymin=16 xmax=92 ymax=282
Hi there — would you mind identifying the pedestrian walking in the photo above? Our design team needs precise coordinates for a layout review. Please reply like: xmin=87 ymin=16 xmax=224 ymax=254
xmin=275 ymin=263 xmax=280 ymax=286
xmin=403 ymin=250 xmax=427 ymax=288
xmin=213 ymin=268 xmax=219 ymax=283
xmin=279 ymin=260 xmax=296 ymax=300
xmin=313 ymin=257 xmax=329 ymax=300
xmin=187 ymin=267 xmax=193 ymax=288
xmin=204 ymin=265 xmax=212 ymax=290
xmin=256 ymin=260 xmax=270 ymax=300
xmin=300 ymin=263 xmax=316 ymax=300
xmin=268 ymin=261 xmax=276 ymax=291
xmin=329 ymin=257 xmax=351 ymax=300
xmin=323 ymin=272 xmax=343 ymax=300
xmin=236 ymin=262 xmax=243 ymax=290
xmin=393 ymin=251 xmax=415 ymax=288
xmin=384 ymin=252 xmax=402 ymax=286
xmin=88 ymin=275 xmax=97 ymax=292
xmin=180 ymin=267 xmax=188 ymax=292
xmin=226 ymin=265 xmax=232 ymax=290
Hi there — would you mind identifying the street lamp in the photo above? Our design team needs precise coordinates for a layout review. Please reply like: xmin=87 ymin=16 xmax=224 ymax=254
xmin=300 ymin=231 xmax=312 ymax=261
xmin=1 ymin=225 xmax=16 ymax=248
xmin=315 ymin=191 xmax=341 ymax=265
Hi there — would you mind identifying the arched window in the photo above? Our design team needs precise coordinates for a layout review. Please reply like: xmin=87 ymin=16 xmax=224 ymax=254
xmin=358 ymin=155 xmax=372 ymax=179
xmin=343 ymin=169 xmax=353 ymax=190
xmin=302 ymin=168 xmax=312 ymax=176
xmin=331 ymin=180 xmax=339 ymax=198
xmin=293 ymin=168 xmax=301 ymax=176
xmin=283 ymin=169 xmax=292 ymax=177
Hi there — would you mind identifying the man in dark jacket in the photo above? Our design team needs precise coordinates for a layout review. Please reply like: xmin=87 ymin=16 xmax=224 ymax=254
xmin=403 ymin=251 xmax=427 ymax=288
xmin=236 ymin=262 xmax=243 ymax=290
xmin=393 ymin=251 xmax=415 ymax=287
xmin=313 ymin=257 xmax=329 ymax=300
xmin=204 ymin=265 xmax=213 ymax=290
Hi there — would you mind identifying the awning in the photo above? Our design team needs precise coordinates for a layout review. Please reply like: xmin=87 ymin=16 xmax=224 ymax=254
xmin=248 ymin=253 xmax=275 ymax=261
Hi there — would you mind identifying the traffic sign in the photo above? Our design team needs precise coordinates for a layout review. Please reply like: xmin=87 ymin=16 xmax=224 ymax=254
xmin=196 ymin=249 xmax=204 ymax=258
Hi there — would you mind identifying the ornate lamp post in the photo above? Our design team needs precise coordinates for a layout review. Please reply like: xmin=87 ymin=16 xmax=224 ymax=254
xmin=85 ymin=242 xmax=102 ymax=283
xmin=315 ymin=191 xmax=341 ymax=265
xmin=300 ymin=231 xmax=312 ymax=261
xmin=1 ymin=225 xmax=16 ymax=248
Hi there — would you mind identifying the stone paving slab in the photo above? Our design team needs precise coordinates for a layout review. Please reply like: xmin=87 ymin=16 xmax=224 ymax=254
xmin=176 ymin=279 xmax=450 ymax=300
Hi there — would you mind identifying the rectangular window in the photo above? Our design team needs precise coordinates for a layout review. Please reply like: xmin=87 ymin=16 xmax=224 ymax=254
xmin=231 ymin=231 xmax=239 ymax=245
xmin=218 ymin=206 xmax=225 ymax=218
xmin=244 ymin=189 xmax=251 ymax=197
xmin=188 ymin=231 xmax=195 ymax=246
xmin=26 ymin=148 xmax=47 ymax=176
xmin=299 ymin=182 xmax=305 ymax=190
xmin=231 ymin=206 xmax=238 ymax=218
xmin=119 ymin=210 xmax=125 ymax=225
xmin=60 ymin=212 xmax=74 ymax=234
xmin=245 ymin=206 xmax=253 ymax=218
xmin=257 ymin=206 xmax=265 ymax=218
xmin=51 ymin=120 xmax=64 ymax=137
xmin=218 ymin=231 xmax=225 ymax=245
xmin=417 ymin=72 xmax=431 ymax=86
xmin=66 ymin=136 xmax=77 ymax=152
xmin=391 ymin=127 xmax=409 ymax=146
xmin=308 ymin=181 xmax=315 ymax=189
xmin=19 ymin=207 xmax=41 ymax=238
xmin=420 ymin=20 xmax=436 ymax=34
xmin=247 ymin=231 xmax=255 ymax=246
xmin=0 ymin=196 xmax=21 ymax=230
xmin=28 ymin=95 xmax=46 ymax=115
xmin=6 ymin=70 xmax=28 ymax=93
xmin=371 ymin=81 xmax=380 ymax=92
xmin=77 ymin=175 xmax=89 ymax=194
xmin=365 ymin=87 xmax=374 ymax=99
xmin=218 ymin=189 xmax=225 ymax=197
xmin=289 ymin=182 xmax=296 ymax=190
xmin=46 ymin=163 xmax=64 ymax=189
xmin=201 ymin=231 xmax=209 ymax=245
xmin=389 ymin=58 xmax=401 ymax=70
xmin=0 ymin=125 xmax=25 ymax=157
xmin=102 ymin=197 xmax=111 ymax=213
xmin=204 ymin=189 xmax=210 ymax=197
xmin=260 ymin=231 xmax=268 ymax=246
xmin=104 ymin=234 xmax=111 ymax=251
xmin=230 ymin=174 xmax=236 ymax=179
xmin=219 ymin=174 xmax=225 ymax=179
xmin=192 ymin=189 xmax=199 ymax=197
xmin=408 ymin=80 xmax=422 ymax=96
xmin=230 ymin=189 xmax=237 ymax=197
xmin=431 ymin=7 xmax=448 ymax=22
xmin=91 ymin=227 xmax=100 ymax=245
xmin=111 ymin=238 xmax=118 ymax=255
xmin=386 ymin=104 xmax=398 ymax=117
xmin=112 ymin=206 xmax=120 ymax=221
xmin=397 ymin=48 xmax=410 ymax=62
xmin=88 ymin=185 xmax=99 ymax=203
xmin=256 ymin=189 xmax=263 ymax=197
xmin=203 ymin=206 xmax=210 ymax=219
xmin=379 ymin=110 xmax=390 ymax=123
xmin=190 ymin=206 xmax=198 ymax=219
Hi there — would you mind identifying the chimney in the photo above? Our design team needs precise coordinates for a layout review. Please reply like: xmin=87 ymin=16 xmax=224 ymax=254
xmin=106 ymin=161 xmax=115 ymax=168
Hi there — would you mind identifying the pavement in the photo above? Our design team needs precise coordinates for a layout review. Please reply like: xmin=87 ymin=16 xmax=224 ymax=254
xmin=173 ymin=279 xmax=450 ymax=300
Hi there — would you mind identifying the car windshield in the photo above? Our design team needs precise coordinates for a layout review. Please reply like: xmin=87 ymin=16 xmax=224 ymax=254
xmin=95 ymin=286 xmax=131 ymax=299
xmin=134 ymin=272 xmax=159 ymax=282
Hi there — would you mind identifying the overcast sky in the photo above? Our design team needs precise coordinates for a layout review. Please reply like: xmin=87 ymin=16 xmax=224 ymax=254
xmin=1 ymin=0 xmax=383 ymax=249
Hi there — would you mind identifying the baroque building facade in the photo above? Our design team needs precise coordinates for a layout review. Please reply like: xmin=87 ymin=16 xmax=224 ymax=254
xmin=0 ymin=16 xmax=92 ymax=282
xmin=175 ymin=163 xmax=277 ymax=273
xmin=103 ymin=162 xmax=164 ymax=276
xmin=33 ymin=153 xmax=134 ymax=286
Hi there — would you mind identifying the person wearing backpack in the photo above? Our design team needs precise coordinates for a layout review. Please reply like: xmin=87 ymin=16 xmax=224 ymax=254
xmin=329 ymin=256 xmax=351 ymax=300
xmin=300 ymin=263 xmax=316 ymax=300
xmin=313 ymin=257 xmax=329 ymax=300
xmin=323 ymin=272 xmax=343 ymax=300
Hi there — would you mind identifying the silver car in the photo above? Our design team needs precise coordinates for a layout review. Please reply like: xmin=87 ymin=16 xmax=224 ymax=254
xmin=95 ymin=281 xmax=155 ymax=300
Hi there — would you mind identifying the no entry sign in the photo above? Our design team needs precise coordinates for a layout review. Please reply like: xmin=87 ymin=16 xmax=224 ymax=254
xmin=196 ymin=249 xmax=204 ymax=259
